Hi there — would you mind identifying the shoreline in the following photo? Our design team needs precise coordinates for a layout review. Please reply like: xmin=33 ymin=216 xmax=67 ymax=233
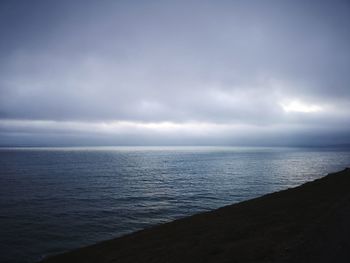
xmin=42 ymin=168 xmax=350 ymax=263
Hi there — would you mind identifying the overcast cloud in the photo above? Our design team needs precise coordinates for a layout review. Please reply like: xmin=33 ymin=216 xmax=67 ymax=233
xmin=0 ymin=0 xmax=349 ymax=146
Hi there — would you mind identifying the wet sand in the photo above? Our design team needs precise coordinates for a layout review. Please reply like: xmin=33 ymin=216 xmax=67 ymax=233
xmin=42 ymin=168 xmax=350 ymax=263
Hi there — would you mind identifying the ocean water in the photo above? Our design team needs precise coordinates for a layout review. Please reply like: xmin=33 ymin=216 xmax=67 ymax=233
xmin=0 ymin=146 xmax=350 ymax=263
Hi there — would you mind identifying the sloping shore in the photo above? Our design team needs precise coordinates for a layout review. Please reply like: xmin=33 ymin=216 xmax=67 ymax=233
xmin=42 ymin=168 xmax=350 ymax=263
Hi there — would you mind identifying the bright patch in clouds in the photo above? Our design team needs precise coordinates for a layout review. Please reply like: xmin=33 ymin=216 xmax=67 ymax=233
xmin=0 ymin=1 xmax=349 ymax=146
xmin=280 ymin=100 xmax=323 ymax=113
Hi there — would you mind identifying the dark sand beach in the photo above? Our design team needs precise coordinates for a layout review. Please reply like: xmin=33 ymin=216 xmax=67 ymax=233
xmin=42 ymin=168 xmax=350 ymax=263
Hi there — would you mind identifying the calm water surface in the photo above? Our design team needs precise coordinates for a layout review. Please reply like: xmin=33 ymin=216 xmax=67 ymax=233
xmin=1 ymin=146 xmax=350 ymax=262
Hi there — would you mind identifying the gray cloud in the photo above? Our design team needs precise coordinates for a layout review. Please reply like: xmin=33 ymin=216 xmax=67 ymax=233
xmin=0 ymin=0 xmax=349 ymax=146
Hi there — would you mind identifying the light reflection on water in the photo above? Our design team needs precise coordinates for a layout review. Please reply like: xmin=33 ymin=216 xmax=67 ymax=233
xmin=0 ymin=146 xmax=349 ymax=262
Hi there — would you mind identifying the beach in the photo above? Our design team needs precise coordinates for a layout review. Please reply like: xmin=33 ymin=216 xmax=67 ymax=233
xmin=42 ymin=168 xmax=350 ymax=263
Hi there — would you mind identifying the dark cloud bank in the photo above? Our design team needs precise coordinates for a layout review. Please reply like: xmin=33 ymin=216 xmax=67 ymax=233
xmin=0 ymin=0 xmax=349 ymax=146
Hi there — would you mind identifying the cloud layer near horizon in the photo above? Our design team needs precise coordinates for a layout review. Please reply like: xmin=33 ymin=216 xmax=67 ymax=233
xmin=0 ymin=0 xmax=349 ymax=146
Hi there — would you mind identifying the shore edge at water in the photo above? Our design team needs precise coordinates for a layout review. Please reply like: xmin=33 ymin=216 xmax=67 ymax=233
xmin=42 ymin=168 xmax=350 ymax=263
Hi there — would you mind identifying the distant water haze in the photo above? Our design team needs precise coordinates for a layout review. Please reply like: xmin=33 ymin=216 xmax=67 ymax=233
xmin=1 ymin=1 xmax=350 ymax=261
xmin=1 ymin=146 xmax=350 ymax=262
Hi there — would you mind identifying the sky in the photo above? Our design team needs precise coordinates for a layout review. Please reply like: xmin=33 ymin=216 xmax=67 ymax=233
xmin=0 ymin=0 xmax=349 ymax=146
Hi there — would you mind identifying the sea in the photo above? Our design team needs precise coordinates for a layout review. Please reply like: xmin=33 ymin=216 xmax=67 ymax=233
xmin=1 ymin=146 xmax=350 ymax=263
